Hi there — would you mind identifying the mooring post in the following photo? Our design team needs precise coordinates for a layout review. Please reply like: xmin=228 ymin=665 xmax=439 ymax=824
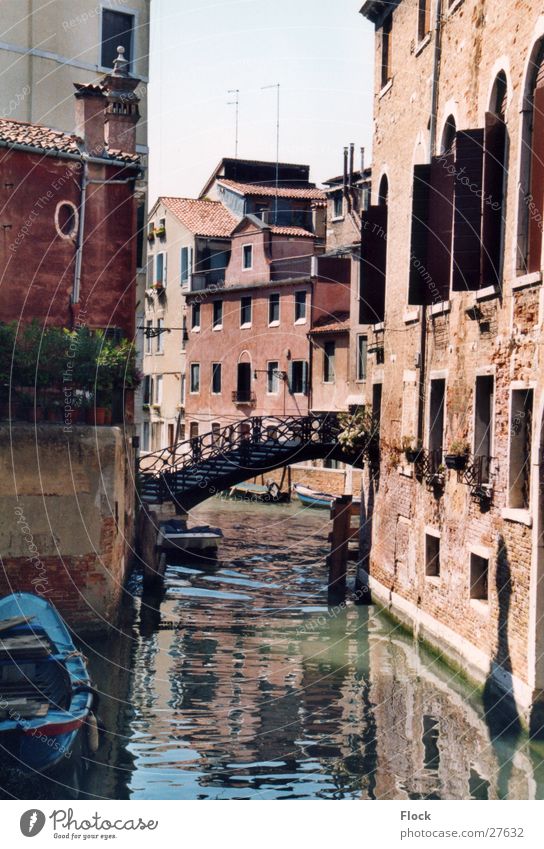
xmin=327 ymin=494 xmax=352 ymax=599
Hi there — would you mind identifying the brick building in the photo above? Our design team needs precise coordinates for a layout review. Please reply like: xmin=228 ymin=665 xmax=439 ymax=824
xmin=359 ymin=0 xmax=544 ymax=729
xmin=0 ymin=48 xmax=142 ymax=337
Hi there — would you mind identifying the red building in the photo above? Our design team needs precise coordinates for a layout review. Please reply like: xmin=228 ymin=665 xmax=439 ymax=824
xmin=0 ymin=48 xmax=142 ymax=337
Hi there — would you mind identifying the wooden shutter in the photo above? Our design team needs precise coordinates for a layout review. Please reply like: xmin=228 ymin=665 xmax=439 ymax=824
xmin=287 ymin=361 xmax=293 ymax=393
xmin=302 ymin=361 xmax=309 ymax=395
xmin=427 ymin=153 xmax=455 ymax=301
xmin=359 ymin=204 xmax=387 ymax=324
xmin=451 ymin=129 xmax=485 ymax=291
xmin=481 ymin=112 xmax=506 ymax=288
xmin=528 ymin=85 xmax=544 ymax=272
xmin=408 ymin=164 xmax=432 ymax=305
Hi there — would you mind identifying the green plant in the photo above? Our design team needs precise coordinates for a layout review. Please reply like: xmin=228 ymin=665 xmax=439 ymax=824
xmin=337 ymin=410 xmax=376 ymax=452
xmin=401 ymin=435 xmax=421 ymax=451
xmin=448 ymin=439 xmax=469 ymax=455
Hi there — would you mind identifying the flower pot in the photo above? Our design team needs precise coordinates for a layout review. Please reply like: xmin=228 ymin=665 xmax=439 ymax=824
xmin=444 ymin=454 xmax=468 ymax=471
xmin=405 ymin=449 xmax=423 ymax=464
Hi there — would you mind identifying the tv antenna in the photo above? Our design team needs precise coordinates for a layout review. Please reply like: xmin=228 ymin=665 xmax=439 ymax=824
xmin=262 ymin=83 xmax=280 ymax=224
xmin=227 ymin=89 xmax=240 ymax=159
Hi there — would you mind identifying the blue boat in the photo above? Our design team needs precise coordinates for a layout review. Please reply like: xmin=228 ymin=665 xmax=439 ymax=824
xmin=0 ymin=592 xmax=95 ymax=773
xmin=293 ymin=483 xmax=335 ymax=509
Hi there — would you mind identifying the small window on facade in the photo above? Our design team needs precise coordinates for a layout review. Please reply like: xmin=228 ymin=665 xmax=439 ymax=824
xmin=323 ymin=341 xmax=336 ymax=383
xmin=101 ymin=9 xmax=134 ymax=70
xmin=190 ymin=363 xmax=200 ymax=394
xmin=294 ymin=290 xmax=307 ymax=322
xmin=156 ymin=253 xmax=165 ymax=287
xmin=425 ymin=532 xmax=440 ymax=577
xmin=191 ymin=302 xmax=201 ymax=329
xmin=289 ymin=360 xmax=308 ymax=395
xmin=372 ymin=383 xmax=383 ymax=428
xmin=333 ymin=193 xmax=343 ymax=219
xmin=181 ymin=246 xmax=191 ymax=284
xmin=474 ymin=375 xmax=494 ymax=484
xmin=418 ymin=0 xmax=431 ymax=42
xmin=243 ymin=244 xmax=253 ymax=269
xmin=145 ymin=320 xmax=152 ymax=354
xmin=441 ymin=115 xmax=457 ymax=155
xmin=155 ymin=375 xmax=163 ymax=405
xmin=190 ymin=422 xmax=199 ymax=439
xmin=211 ymin=422 xmax=221 ymax=444
xmin=156 ymin=318 xmax=163 ymax=353
xmin=213 ymin=300 xmax=223 ymax=328
xmin=508 ymin=388 xmax=533 ymax=509
xmin=142 ymin=421 xmax=150 ymax=452
xmin=143 ymin=375 xmax=151 ymax=405
xmin=357 ymin=335 xmax=368 ymax=381
xmin=470 ymin=553 xmax=489 ymax=601
xmin=428 ymin=378 xmax=446 ymax=455
xmin=269 ymin=293 xmax=280 ymax=324
xmin=381 ymin=14 xmax=393 ymax=89
xmin=56 ymin=202 xmax=78 ymax=239
xmin=240 ymin=296 xmax=252 ymax=326
xmin=212 ymin=363 xmax=222 ymax=394
xmin=267 ymin=361 xmax=280 ymax=394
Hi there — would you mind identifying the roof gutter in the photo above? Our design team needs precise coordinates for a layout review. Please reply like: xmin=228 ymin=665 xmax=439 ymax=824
xmin=0 ymin=138 xmax=141 ymax=169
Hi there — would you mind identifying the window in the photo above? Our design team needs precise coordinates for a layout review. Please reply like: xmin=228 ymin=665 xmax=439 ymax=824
xmin=55 ymin=202 xmax=78 ymax=239
xmin=323 ymin=341 xmax=336 ymax=383
xmin=141 ymin=421 xmax=150 ymax=452
xmin=236 ymin=362 xmax=252 ymax=402
xmin=156 ymin=318 xmax=163 ymax=353
xmin=425 ymin=532 xmax=440 ymax=577
xmin=508 ymin=388 xmax=533 ymax=509
xmin=428 ymin=378 xmax=445 ymax=455
xmin=518 ymin=49 xmax=544 ymax=273
xmin=136 ymin=203 xmax=145 ymax=269
xmin=381 ymin=14 xmax=392 ymax=89
xmin=211 ymin=422 xmax=221 ymax=444
xmin=357 ymin=335 xmax=368 ymax=381
xmin=441 ymin=114 xmax=457 ymax=155
xmin=243 ymin=244 xmax=253 ymax=269
xmin=213 ymin=300 xmax=223 ymax=329
xmin=360 ymin=183 xmax=388 ymax=323
xmin=268 ymin=293 xmax=280 ymax=324
xmin=474 ymin=376 xmax=494 ymax=484
xmin=156 ymin=252 xmax=166 ymax=287
xmin=240 ymin=296 xmax=252 ymax=326
xmin=180 ymin=246 xmax=191 ymax=285
xmin=101 ymin=10 xmax=134 ymax=70
xmin=180 ymin=374 xmax=186 ymax=405
xmin=212 ymin=363 xmax=222 ymax=394
xmin=333 ymin=193 xmax=343 ymax=219
xmin=418 ymin=0 xmax=431 ymax=42
xmin=190 ymin=363 xmax=200 ymax=394
xmin=324 ymin=458 xmax=341 ymax=469
xmin=267 ymin=361 xmax=280 ymax=394
xmin=154 ymin=375 xmax=163 ymax=405
xmin=470 ymin=553 xmax=489 ymax=602
xmin=190 ymin=422 xmax=199 ymax=440
xmin=372 ymin=383 xmax=383 ymax=427
xmin=289 ymin=360 xmax=308 ymax=395
xmin=145 ymin=320 xmax=152 ymax=354
xmin=191 ymin=302 xmax=201 ymax=330
xmin=143 ymin=375 xmax=151 ymax=405
xmin=294 ymin=290 xmax=307 ymax=322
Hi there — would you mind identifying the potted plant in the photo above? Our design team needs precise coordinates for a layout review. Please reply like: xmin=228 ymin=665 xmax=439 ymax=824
xmin=430 ymin=464 xmax=446 ymax=488
xmin=402 ymin=436 xmax=423 ymax=464
xmin=152 ymin=281 xmax=165 ymax=294
xmin=337 ymin=410 xmax=377 ymax=463
xmin=444 ymin=440 xmax=470 ymax=470
xmin=154 ymin=225 xmax=166 ymax=238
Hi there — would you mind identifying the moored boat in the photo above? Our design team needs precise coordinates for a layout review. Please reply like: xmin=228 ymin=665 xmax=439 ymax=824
xmin=157 ymin=520 xmax=223 ymax=556
xmin=293 ymin=483 xmax=336 ymax=509
xmin=228 ymin=481 xmax=289 ymax=503
xmin=0 ymin=592 xmax=95 ymax=773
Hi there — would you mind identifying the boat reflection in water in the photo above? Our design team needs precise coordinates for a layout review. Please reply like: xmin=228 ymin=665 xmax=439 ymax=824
xmin=4 ymin=499 xmax=544 ymax=799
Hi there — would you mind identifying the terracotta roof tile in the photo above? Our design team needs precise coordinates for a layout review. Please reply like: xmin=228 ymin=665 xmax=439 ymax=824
xmin=161 ymin=197 xmax=238 ymax=237
xmin=309 ymin=312 xmax=350 ymax=335
xmin=0 ymin=117 xmax=139 ymax=163
xmin=217 ymin=178 xmax=326 ymax=200
xmin=270 ymin=225 xmax=315 ymax=238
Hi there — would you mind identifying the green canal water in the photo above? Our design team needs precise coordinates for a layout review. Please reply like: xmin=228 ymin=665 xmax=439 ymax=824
xmin=6 ymin=498 xmax=544 ymax=800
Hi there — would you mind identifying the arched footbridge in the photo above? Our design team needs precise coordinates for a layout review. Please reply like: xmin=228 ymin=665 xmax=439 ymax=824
xmin=137 ymin=413 xmax=371 ymax=511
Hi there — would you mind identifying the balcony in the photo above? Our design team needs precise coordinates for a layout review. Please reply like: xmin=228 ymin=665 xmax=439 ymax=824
xmin=232 ymin=390 xmax=256 ymax=406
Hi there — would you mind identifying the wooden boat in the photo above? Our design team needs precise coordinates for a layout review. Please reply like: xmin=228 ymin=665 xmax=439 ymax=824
xmin=0 ymin=592 xmax=95 ymax=773
xmin=293 ymin=482 xmax=336 ymax=509
xmin=157 ymin=520 xmax=223 ymax=555
xmin=228 ymin=481 xmax=289 ymax=503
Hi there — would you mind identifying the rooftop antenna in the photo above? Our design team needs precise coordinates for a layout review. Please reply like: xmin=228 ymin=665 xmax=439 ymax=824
xmin=262 ymin=83 xmax=280 ymax=224
xmin=227 ymin=89 xmax=240 ymax=158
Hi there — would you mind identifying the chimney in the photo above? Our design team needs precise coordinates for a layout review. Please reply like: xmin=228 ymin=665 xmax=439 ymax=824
xmin=73 ymin=83 xmax=106 ymax=157
xmin=360 ymin=146 xmax=365 ymax=175
xmin=343 ymin=146 xmax=348 ymax=196
xmin=349 ymin=143 xmax=355 ymax=190
xmin=102 ymin=46 xmax=141 ymax=154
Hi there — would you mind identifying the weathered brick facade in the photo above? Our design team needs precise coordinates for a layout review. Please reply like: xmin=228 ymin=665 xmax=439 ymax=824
xmin=360 ymin=0 xmax=544 ymax=728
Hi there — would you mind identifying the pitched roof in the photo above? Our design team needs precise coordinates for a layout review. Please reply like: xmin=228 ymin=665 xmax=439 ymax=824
xmin=161 ymin=197 xmax=238 ymax=237
xmin=217 ymin=178 xmax=326 ymax=201
xmin=270 ymin=225 xmax=315 ymax=238
xmin=309 ymin=312 xmax=350 ymax=335
xmin=0 ymin=117 xmax=139 ymax=163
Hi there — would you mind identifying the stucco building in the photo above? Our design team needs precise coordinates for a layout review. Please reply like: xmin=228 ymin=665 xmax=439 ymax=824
xmin=359 ymin=0 xmax=544 ymax=731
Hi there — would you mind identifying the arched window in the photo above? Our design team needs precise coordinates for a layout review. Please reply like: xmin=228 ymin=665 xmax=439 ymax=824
xmin=480 ymin=72 xmax=509 ymax=288
xmin=378 ymin=173 xmax=389 ymax=206
xmin=518 ymin=44 xmax=544 ymax=273
xmin=491 ymin=70 xmax=508 ymax=119
xmin=441 ymin=115 xmax=457 ymax=155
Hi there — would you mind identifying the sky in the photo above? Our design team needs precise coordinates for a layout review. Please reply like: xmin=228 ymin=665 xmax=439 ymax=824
xmin=148 ymin=0 xmax=375 ymax=205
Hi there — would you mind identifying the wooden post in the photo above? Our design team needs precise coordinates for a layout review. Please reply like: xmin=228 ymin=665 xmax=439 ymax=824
xmin=327 ymin=495 xmax=352 ymax=599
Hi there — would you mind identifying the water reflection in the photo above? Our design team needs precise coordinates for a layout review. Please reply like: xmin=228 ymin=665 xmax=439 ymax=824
xmin=2 ymin=498 xmax=543 ymax=800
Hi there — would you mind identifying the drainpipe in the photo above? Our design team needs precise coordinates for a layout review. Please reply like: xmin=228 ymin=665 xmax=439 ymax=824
xmin=72 ymin=159 xmax=88 ymax=307
xmin=417 ymin=0 xmax=443 ymax=446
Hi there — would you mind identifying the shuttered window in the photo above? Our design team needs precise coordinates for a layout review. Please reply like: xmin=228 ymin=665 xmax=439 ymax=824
xmin=359 ymin=204 xmax=388 ymax=323
xmin=408 ymin=164 xmax=432 ymax=305
xmin=527 ymin=83 xmax=544 ymax=272
xmin=481 ymin=112 xmax=506 ymax=288
xmin=451 ymin=129 xmax=484 ymax=291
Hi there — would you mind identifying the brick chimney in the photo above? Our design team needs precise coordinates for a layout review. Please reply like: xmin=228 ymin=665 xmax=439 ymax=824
xmin=73 ymin=83 xmax=106 ymax=157
xmin=102 ymin=46 xmax=141 ymax=155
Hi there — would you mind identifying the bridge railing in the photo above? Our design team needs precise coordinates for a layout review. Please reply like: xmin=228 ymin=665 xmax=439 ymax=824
xmin=138 ymin=413 xmax=342 ymax=476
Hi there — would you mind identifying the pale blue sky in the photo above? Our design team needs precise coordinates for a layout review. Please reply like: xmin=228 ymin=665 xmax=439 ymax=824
xmin=148 ymin=0 xmax=375 ymax=204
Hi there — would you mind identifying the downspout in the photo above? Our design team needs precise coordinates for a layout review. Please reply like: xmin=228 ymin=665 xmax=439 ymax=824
xmin=72 ymin=159 xmax=88 ymax=307
xmin=417 ymin=0 xmax=443 ymax=447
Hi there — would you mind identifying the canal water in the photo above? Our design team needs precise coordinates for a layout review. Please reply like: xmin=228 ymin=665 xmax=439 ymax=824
xmin=5 ymin=498 xmax=544 ymax=800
